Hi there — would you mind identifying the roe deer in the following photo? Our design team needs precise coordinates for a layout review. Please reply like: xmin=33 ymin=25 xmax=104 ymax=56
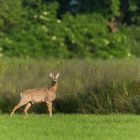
xmin=10 ymin=72 xmax=60 ymax=117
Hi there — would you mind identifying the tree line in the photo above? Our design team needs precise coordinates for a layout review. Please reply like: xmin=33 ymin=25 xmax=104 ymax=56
xmin=0 ymin=0 xmax=140 ymax=59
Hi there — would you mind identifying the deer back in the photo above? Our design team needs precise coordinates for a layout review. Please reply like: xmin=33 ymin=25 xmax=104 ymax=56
xmin=21 ymin=87 xmax=57 ymax=103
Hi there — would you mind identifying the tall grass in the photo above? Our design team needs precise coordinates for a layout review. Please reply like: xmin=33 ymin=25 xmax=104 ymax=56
xmin=0 ymin=58 xmax=140 ymax=114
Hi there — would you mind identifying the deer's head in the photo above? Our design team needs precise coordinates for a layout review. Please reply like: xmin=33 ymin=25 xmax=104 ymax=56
xmin=49 ymin=72 xmax=60 ymax=83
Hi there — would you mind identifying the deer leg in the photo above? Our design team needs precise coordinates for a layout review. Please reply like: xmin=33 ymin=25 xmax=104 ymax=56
xmin=47 ymin=102 xmax=52 ymax=117
xmin=10 ymin=101 xmax=29 ymax=117
xmin=23 ymin=102 xmax=31 ymax=116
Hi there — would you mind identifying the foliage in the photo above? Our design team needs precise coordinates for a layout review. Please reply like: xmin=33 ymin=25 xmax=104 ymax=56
xmin=62 ymin=13 xmax=129 ymax=58
xmin=122 ymin=26 xmax=140 ymax=57
xmin=0 ymin=0 xmax=139 ymax=59
xmin=0 ymin=1 xmax=69 ymax=58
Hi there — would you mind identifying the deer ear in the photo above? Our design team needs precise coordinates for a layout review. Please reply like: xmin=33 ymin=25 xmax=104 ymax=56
xmin=56 ymin=73 xmax=60 ymax=78
xmin=49 ymin=72 xmax=53 ymax=78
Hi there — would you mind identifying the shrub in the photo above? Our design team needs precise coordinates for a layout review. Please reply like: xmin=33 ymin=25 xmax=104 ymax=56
xmin=122 ymin=26 xmax=140 ymax=57
xmin=0 ymin=58 xmax=140 ymax=114
xmin=0 ymin=1 xmax=132 ymax=59
xmin=62 ymin=13 xmax=130 ymax=58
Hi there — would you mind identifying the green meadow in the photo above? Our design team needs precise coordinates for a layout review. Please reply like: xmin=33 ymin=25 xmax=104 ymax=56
xmin=0 ymin=59 xmax=139 ymax=140
xmin=0 ymin=114 xmax=140 ymax=140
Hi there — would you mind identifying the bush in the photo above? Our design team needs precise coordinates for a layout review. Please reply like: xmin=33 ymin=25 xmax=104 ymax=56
xmin=122 ymin=26 xmax=140 ymax=57
xmin=62 ymin=13 xmax=130 ymax=59
xmin=0 ymin=1 xmax=69 ymax=58
xmin=0 ymin=1 xmax=131 ymax=59
xmin=0 ymin=58 xmax=140 ymax=114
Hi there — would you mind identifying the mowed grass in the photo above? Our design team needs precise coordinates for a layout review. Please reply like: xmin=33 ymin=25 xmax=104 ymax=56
xmin=0 ymin=114 xmax=140 ymax=140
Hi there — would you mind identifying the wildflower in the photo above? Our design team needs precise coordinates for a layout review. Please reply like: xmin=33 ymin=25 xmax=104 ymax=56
xmin=57 ymin=20 xmax=61 ymax=23
xmin=42 ymin=25 xmax=48 ymax=32
xmin=43 ymin=11 xmax=48 ymax=16
xmin=5 ymin=38 xmax=12 ymax=44
xmin=42 ymin=25 xmax=46 ymax=29
xmin=110 ymin=55 xmax=113 ymax=59
xmin=103 ymin=39 xmax=109 ymax=46
xmin=52 ymin=36 xmax=56 ymax=40
xmin=34 ymin=15 xmax=38 ymax=19
xmin=128 ymin=53 xmax=131 ymax=57
xmin=39 ymin=15 xmax=45 ymax=20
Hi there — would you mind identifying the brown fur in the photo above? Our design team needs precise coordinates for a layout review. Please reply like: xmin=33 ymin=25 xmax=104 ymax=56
xmin=10 ymin=72 xmax=60 ymax=117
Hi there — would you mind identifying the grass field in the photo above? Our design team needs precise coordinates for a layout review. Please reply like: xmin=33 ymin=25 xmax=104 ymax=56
xmin=0 ymin=114 xmax=140 ymax=140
